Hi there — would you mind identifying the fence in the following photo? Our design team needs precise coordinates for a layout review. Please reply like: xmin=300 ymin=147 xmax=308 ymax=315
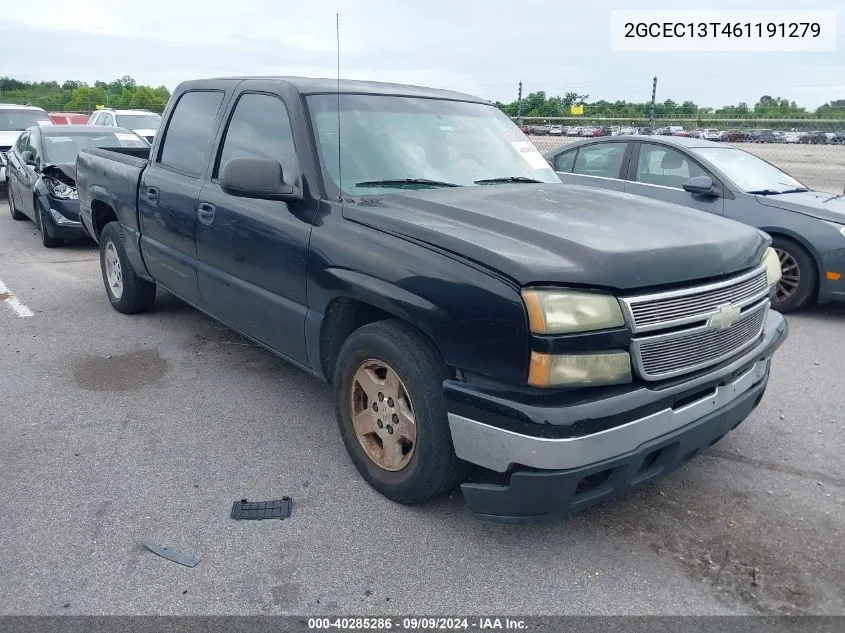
xmin=513 ymin=115 xmax=845 ymax=195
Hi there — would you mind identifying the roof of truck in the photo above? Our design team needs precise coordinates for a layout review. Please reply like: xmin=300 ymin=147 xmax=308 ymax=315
xmin=204 ymin=76 xmax=489 ymax=103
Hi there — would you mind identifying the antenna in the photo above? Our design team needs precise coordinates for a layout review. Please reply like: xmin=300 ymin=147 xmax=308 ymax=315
xmin=336 ymin=13 xmax=343 ymax=202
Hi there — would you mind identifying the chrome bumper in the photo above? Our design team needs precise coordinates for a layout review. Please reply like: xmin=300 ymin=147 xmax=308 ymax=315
xmin=449 ymin=358 xmax=769 ymax=473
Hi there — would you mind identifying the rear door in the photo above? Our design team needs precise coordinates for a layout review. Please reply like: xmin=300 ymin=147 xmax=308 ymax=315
xmin=553 ymin=140 xmax=630 ymax=192
xmin=195 ymin=83 xmax=314 ymax=364
xmin=138 ymin=89 xmax=227 ymax=304
xmin=624 ymin=142 xmax=725 ymax=216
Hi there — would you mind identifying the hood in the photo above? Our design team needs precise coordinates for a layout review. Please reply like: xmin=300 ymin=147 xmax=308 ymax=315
xmin=0 ymin=130 xmax=22 ymax=147
xmin=755 ymin=190 xmax=845 ymax=224
xmin=344 ymin=184 xmax=768 ymax=291
xmin=41 ymin=162 xmax=76 ymax=186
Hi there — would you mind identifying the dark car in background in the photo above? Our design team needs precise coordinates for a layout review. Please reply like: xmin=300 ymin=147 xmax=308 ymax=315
xmin=545 ymin=135 xmax=845 ymax=311
xmin=6 ymin=124 xmax=150 ymax=247
xmin=800 ymin=131 xmax=828 ymax=145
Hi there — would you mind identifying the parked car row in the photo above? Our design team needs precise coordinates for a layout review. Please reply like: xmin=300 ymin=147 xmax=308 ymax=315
xmin=0 ymin=102 xmax=162 ymax=196
xmin=524 ymin=123 xmax=843 ymax=144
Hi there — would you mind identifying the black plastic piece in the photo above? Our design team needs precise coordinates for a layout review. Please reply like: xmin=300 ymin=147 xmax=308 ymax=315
xmin=231 ymin=498 xmax=292 ymax=520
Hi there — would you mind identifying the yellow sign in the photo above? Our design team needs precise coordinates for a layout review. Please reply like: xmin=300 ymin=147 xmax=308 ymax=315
xmin=570 ymin=104 xmax=584 ymax=115
xmin=95 ymin=104 xmax=105 ymax=110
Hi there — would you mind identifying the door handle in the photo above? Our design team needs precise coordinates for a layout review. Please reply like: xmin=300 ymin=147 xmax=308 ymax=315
xmin=197 ymin=202 xmax=216 ymax=225
xmin=146 ymin=186 xmax=159 ymax=204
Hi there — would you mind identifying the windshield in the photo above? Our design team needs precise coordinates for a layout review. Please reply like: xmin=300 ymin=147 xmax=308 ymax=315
xmin=41 ymin=131 xmax=148 ymax=164
xmin=0 ymin=109 xmax=52 ymax=131
xmin=695 ymin=147 xmax=805 ymax=194
xmin=307 ymin=94 xmax=559 ymax=194
xmin=115 ymin=114 xmax=162 ymax=130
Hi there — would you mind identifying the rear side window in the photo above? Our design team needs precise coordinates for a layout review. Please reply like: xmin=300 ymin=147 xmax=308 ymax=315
xmin=554 ymin=150 xmax=576 ymax=172
xmin=572 ymin=143 xmax=627 ymax=179
xmin=159 ymin=90 xmax=224 ymax=177
xmin=214 ymin=93 xmax=298 ymax=179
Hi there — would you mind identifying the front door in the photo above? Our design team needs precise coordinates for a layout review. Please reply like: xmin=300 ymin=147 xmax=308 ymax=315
xmin=195 ymin=90 xmax=313 ymax=365
xmin=624 ymin=142 xmax=725 ymax=216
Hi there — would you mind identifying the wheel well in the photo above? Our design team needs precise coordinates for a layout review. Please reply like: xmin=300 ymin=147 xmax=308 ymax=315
xmin=91 ymin=200 xmax=118 ymax=239
xmin=766 ymin=231 xmax=821 ymax=296
xmin=320 ymin=299 xmax=399 ymax=383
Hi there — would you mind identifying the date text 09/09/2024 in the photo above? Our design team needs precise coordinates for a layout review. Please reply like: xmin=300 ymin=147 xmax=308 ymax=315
xmin=307 ymin=617 xmax=528 ymax=630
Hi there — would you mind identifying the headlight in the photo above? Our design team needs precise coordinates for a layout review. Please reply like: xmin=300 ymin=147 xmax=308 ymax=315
xmin=43 ymin=176 xmax=78 ymax=200
xmin=522 ymin=289 xmax=625 ymax=334
xmin=762 ymin=247 xmax=781 ymax=287
xmin=529 ymin=350 xmax=632 ymax=387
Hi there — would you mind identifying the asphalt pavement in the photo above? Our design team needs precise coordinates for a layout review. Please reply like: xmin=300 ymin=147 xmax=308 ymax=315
xmin=0 ymin=198 xmax=843 ymax=616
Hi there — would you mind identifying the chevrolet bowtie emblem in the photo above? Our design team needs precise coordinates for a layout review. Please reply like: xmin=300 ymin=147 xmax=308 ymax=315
xmin=708 ymin=303 xmax=741 ymax=330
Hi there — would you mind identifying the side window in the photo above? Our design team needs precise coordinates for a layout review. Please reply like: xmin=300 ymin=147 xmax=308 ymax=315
xmin=214 ymin=93 xmax=298 ymax=179
xmin=15 ymin=131 xmax=29 ymax=153
xmin=635 ymin=144 xmax=707 ymax=189
xmin=572 ymin=143 xmax=627 ymax=179
xmin=103 ymin=114 xmax=115 ymax=126
xmin=158 ymin=90 xmax=225 ymax=177
xmin=26 ymin=132 xmax=39 ymax=162
xmin=553 ymin=150 xmax=576 ymax=173
xmin=88 ymin=112 xmax=100 ymax=125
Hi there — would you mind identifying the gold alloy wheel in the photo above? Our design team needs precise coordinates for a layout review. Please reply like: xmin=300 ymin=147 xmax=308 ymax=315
xmin=349 ymin=359 xmax=417 ymax=471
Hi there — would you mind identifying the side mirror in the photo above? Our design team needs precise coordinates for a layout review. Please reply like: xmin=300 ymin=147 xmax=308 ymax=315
xmin=683 ymin=175 xmax=717 ymax=196
xmin=21 ymin=150 xmax=35 ymax=165
xmin=220 ymin=157 xmax=301 ymax=203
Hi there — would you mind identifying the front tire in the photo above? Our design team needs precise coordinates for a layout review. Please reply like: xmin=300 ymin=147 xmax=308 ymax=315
xmin=333 ymin=319 xmax=469 ymax=504
xmin=771 ymin=236 xmax=817 ymax=312
xmin=99 ymin=221 xmax=156 ymax=314
xmin=9 ymin=191 xmax=26 ymax=220
xmin=37 ymin=208 xmax=62 ymax=248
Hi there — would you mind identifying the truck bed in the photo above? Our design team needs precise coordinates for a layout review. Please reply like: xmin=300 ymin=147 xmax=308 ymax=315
xmin=76 ymin=147 xmax=150 ymax=243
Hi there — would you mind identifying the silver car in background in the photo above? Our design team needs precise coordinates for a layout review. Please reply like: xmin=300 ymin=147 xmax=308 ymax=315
xmin=545 ymin=135 xmax=845 ymax=312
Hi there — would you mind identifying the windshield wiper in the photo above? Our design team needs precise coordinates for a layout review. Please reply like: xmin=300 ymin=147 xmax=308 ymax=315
xmin=354 ymin=178 xmax=459 ymax=188
xmin=748 ymin=187 xmax=808 ymax=195
xmin=474 ymin=176 xmax=543 ymax=185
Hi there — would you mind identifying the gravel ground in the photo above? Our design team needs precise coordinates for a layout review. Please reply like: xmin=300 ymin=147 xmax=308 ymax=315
xmin=528 ymin=136 xmax=845 ymax=195
xmin=0 ymin=198 xmax=843 ymax=616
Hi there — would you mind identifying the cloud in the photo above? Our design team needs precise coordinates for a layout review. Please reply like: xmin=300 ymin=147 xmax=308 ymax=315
xmin=0 ymin=0 xmax=842 ymax=108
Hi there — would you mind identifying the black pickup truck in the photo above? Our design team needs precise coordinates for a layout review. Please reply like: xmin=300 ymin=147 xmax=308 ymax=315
xmin=75 ymin=77 xmax=788 ymax=522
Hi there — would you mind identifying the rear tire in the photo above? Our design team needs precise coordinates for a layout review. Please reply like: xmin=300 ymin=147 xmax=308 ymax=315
xmin=99 ymin=221 xmax=156 ymax=314
xmin=333 ymin=319 xmax=469 ymax=504
xmin=771 ymin=236 xmax=816 ymax=312
xmin=9 ymin=192 xmax=26 ymax=220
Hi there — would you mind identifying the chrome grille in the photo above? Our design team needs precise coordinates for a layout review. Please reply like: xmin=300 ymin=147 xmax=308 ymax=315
xmin=632 ymin=301 xmax=768 ymax=380
xmin=622 ymin=266 xmax=769 ymax=333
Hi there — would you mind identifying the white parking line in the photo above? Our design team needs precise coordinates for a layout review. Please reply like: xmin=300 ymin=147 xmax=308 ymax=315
xmin=0 ymin=277 xmax=34 ymax=318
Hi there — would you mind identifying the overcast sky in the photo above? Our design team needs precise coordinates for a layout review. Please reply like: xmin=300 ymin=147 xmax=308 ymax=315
xmin=1 ymin=0 xmax=842 ymax=109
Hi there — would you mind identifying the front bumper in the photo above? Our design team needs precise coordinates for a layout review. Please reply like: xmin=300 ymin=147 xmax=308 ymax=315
xmin=818 ymin=248 xmax=845 ymax=304
xmin=36 ymin=195 xmax=88 ymax=240
xmin=446 ymin=310 xmax=788 ymax=522
xmin=0 ymin=166 xmax=6 ymax=184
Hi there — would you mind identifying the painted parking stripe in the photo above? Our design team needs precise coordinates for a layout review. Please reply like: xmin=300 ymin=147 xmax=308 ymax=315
xmin=0 ymin=277 xmax=34 ymax=318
